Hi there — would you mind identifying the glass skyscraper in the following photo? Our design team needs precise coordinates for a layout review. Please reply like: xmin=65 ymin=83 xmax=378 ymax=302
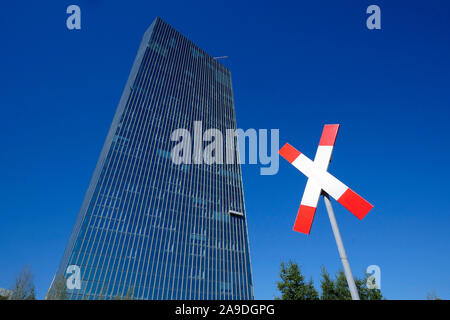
xmin=50 ymin=17 xmax=253 ymax=300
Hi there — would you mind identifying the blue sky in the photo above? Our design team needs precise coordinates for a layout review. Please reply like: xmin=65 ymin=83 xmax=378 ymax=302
xmin=1 ymin=0 xmax=449 ymax=300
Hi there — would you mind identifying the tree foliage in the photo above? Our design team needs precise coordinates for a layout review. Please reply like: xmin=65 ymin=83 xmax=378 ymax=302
xmin=356 ymin=273 xmax=383 ymax=300
xmin=123 ymin=285 xmax=135 ymax=300
xmin=319 ymin=267 xmax=338 ymax=300
xmin=46 ymin=274 xmax=68 ymax=300
xmin=426 ymin=289 xmax=441 ymax=300
xmin=113 ymin=285 xmax=135 ymax=300
xmin=0 ymin=290 xmax=11 ymax=300
xmin=276 ymin=261 xmax=319 ymax=300
xmin=320 ymin=268 xmax=383 ymax=300
xmin=278 ymin=261 xmax=384 ymax=300
xmin=10 ymin=265 xmax=36 ymax=300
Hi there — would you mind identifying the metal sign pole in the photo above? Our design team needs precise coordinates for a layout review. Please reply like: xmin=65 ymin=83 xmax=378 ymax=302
xmin=323 ymin=193 xmax=360 ymax=300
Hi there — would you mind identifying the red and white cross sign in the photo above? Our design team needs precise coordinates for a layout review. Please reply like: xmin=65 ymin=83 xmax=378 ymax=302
xmin=279 ymin=124 xmax=373 ymax=234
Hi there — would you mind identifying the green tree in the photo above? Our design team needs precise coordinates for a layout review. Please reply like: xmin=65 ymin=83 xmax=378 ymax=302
xmin=112 ymin=285 xmax=135 ymax=300
xmin=277 ymin=261 xmax=319 ymax=300
xmin=334 ymin=270 xmax=353 ymax=300
xmin=10 ymin=265 xmax=36 ymax=300
xmin=46 ymin=274 xmax=68 ymax=300
xmin=356 ymin=274 xmax=383 ymax=300
xmin=426 ymin=289 xmax=441 ymax=300
xmin=98 ymin=286 xmax=108 ymax=300
xmin=320 ymin=268 xmax=383 ymax=300
xmin=320 ymin=267 xmax=338 ymax=300
xmin=0 ymin=289 xmax=11 ymax=300
xmin=123 ymin=285 xmax=135 ymax=300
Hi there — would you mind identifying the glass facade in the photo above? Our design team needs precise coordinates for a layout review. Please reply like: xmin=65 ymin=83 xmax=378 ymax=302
xmin=50 ymin=17 xmax=253 ymax=300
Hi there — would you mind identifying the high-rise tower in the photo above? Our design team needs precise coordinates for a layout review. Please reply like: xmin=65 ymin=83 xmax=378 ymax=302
xmin=50 ymin=17 xmax=253 ymax=300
